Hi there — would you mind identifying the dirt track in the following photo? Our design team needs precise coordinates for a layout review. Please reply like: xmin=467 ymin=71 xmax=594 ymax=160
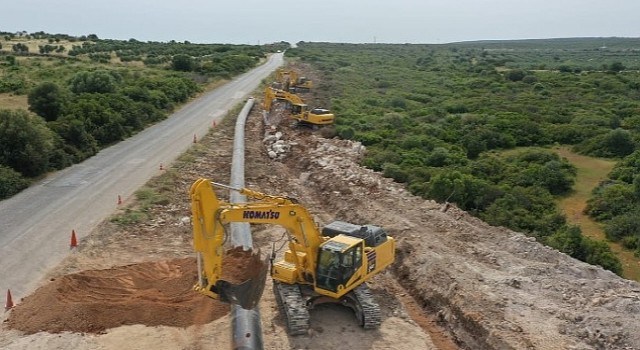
xmin=2 ymin=79 xmax=640 ymax=349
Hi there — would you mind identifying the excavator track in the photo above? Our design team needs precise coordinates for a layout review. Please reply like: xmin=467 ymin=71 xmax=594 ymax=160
xmin=352 ymin=283 xmax=382 ymax=329
xmin=273 ymin=281 xmax=310 ymax=335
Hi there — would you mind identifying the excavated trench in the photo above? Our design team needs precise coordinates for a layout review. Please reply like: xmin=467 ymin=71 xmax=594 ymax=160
xmin=394 ymin=243 xmax=492 ymax=349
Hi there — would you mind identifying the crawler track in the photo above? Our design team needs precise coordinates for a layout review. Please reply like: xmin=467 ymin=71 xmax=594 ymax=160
xmin=351 ymin=283 xmax=382 ymax=329
xmin=273 ymin=281 xmax=310 ymax=335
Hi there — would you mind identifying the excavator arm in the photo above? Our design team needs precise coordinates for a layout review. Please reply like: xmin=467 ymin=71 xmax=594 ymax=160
xmin=262 ymin=87 xmax=275 ymax=111
xmin=190 ymin=178 xmax=325 ymax=308
xmin=190 ymin=179 xmax=270 ymax=309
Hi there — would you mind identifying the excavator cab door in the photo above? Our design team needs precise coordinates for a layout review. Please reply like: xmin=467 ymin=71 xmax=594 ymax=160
xmin=315 ymin=241 xmax=363 ymax=293
xmin=291 ymin=104 xmax=304 ymax=115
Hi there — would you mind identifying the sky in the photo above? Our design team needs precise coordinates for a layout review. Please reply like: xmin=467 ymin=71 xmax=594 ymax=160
xmin=2 ymin=0 xmax=639 ymax=45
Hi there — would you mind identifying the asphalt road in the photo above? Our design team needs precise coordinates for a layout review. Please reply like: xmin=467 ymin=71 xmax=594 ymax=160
xmin=0 ymin=53 xmax=283 ymax=300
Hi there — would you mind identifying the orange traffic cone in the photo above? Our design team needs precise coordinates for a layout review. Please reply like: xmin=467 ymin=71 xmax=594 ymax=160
xmin=193 ymin=134 xmax=198 ymax=143
xmin=5 ymin=289 xmax=14 ymax=310
xmin=118 ymin=195 xmax=122 ymax=205
xmin=70 ymin=229 xmax=78 ymax=248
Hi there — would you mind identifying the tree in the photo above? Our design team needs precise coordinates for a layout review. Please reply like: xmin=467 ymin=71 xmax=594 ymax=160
xmin=602 ymin=129 xmax=636 ymax=157
xmin=11 ymin=43 xmax=29 ymax=54
xmin=62 ymin=94 xmax=129 ymax=146
xmin=171 ymin=54 xmax=195 ymax=72
xmin=604 ymin=211 xmax=640 ymax=241
xmin=482 ymin=186 xmax=565 ymax=238
xmin=510 ymin=161 xmax=576 ymax=195
xmin=382 ymin=163 xmax=409 ymax=183
xmin=576 ymin=129 xmax=636 ymax=158
xmin=427 ymin=171 xmax=497 ymax=212
xmin=28 ymin=82 xmax=68 ymax=121
xmin=152 ymin=77 xmax=199 ymax=103
xmin=69 ymin=70 xmax=119 ymax=94
xmin=608 ymin=150 xmax=640 ymax=183
xmin=49 ymin=117 xmax=98 ymax=162
xmin=584 ymin=240 xmax=623 ymax=275
xmin=5 ymin=55 xmax=16 ymax=66
xmin=505 ymin=69 xmax=526 ymax=82
xmin=546 ymin=225 xmax=587 ymax=261
xmin=0 ymin=109 xmax=55 ymax=176
xmin=546 ymin=225 xmax=622 ymax=275
xmin=608 ymin=62 xmax=625 ymax=73
xmin=585 ymin=183 xmax=635 ymax=221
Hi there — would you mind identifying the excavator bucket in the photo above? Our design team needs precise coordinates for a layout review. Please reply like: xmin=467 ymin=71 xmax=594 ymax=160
xmin=215 ymin=249 xmax=269 ymax=309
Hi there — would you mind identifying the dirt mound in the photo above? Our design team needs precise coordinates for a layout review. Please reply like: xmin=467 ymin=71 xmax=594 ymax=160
xmin=5 ymin=250 xmax=263 ymax=335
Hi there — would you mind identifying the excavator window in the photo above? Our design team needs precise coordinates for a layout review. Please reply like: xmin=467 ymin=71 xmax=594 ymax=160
xmin=316 ymin=248 xmax=340 ymax=292
xmin=310 ymin=108 xmax=330 ymax=115
xmin=341 ymin=244 xmax=363 ymax=284
xmin=291 ymin=105 xmax=304 ymax=114
xmin=315 ymin=243 xmax=363 ymax=292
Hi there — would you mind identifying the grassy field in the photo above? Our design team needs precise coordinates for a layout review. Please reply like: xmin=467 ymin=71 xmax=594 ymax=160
xmin=554 ymin=146 xmax=640 ymax=281
xmin=0 ymin=36 xmax=78 ymax=53
xmin=0 ymin=93 xmax=28 ymax=110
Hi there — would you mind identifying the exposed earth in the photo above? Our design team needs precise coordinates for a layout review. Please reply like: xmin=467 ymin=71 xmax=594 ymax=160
xmin=2 ymin=66 xmax=640 ymax=350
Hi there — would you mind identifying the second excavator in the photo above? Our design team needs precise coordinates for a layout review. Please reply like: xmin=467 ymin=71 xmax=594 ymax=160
xmin=275 ymin=68 xmax=313 ymax=92
xmin=190 ymin=179 xmax=396 ymax=335
xmin=263 ymin=87 xmax=335 ymax=126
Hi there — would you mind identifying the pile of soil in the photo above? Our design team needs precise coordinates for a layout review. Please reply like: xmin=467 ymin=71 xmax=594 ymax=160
xmin=222 ymin=247 xmax=268 ymax=284
xmin=5 ymin=249 xmax=263 ymax=335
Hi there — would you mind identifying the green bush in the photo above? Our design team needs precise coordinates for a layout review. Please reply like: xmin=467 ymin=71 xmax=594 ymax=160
xmin=0 ymin=109 xmax=56 ymax=177
xmin=0 ymin=165 xmax=30 ymax=199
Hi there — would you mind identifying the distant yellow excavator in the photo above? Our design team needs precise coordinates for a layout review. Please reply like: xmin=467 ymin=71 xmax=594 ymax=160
xmin=275 ymin=68 xmax=313 ymax=92
xmin=263 ymin=87 xmax=335 ymax=126
xmin=190 ymin=179 xmax=396 ymax=335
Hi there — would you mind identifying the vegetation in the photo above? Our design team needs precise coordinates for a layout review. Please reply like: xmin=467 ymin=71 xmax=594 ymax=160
xmin=585 ymin=150 xmax=640 ymax=257
xmin=287 ymin=38 xmax=640 ymax=275
xmin=110 ymin=184 xmax=171 ymax=225
xmin=0 ymin=30 xmax=283 ymax=199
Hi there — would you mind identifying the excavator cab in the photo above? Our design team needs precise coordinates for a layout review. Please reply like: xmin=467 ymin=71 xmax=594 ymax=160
xmin=290 ymin=103 xmax=306 ymax=115
xmin=315 ymin=239 xmax=363 ymax=293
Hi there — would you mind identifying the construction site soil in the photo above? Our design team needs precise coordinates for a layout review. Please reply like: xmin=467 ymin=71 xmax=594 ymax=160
xmin=5 ymin=248 xmax=263 ymax=335
xmin=2 ymin=67 xmax=640 ymax=349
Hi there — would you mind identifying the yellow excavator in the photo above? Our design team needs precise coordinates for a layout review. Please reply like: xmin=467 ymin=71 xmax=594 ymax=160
xmin=263 ymin=87 xmax=335 ymax=126
xmin=190 ymin=179 xmax=396 ymax=335
xmin=275 ymin=68 xmax=313 ymax=92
